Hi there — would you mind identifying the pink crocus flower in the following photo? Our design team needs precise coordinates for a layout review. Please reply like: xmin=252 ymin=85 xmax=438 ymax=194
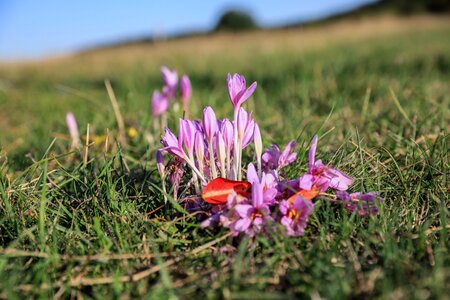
xmin=156 ymin=150 xmax=165 ymax=177
xmin=161 ymin=128 xmax=186 ymax=159
xmin=228 ymin=181 xmax=273 ymax=237
xmin=66 ymin=112 xmax=81 ymax=148
xmin=161 ymin=66 xmax=178 ymax=98
xmin=179 ymin=119 xmax=197 ymax=157
xmin=336 ymin=191 xmax=384 ymax=216
xmin=227 ymin=73 xmax=257 ymax=110
xmin=279 ymin=196 xmax=314 ymax=237
xmin=194 ymin=131 xmax=206 ymax=177
xmin=247 ymin=163 xmax=278 ymax=205
xmin=156 ymin=150 xmax=168 ymax=203
xmin=220 ymin=118 xmax=234 ymax=178
xmin=167 ymin=157 xmax=184 ymax=199
xmin=299 ymin=136 xmax=353 ymax=192
xmin=220 ymin=119 xmax=234 ymax=149
xmin=151 ymin=90 xmax=169 ymax=116
xmin=202 ymin=106 xmax=219 ymax=178
xmin=236 ymin=108 xmax=255 ymax=149
xmin=202 ymin=106 xmax=218 ymax=142
xmin=180 ymin=74 xmax=191 ymax=109
xmin=262 ymin=140 xmax=297 ymax=171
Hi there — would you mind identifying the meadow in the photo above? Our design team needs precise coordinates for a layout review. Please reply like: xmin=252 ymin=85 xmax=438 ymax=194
xmin=0 ymin=15 xmax=449 ymax=298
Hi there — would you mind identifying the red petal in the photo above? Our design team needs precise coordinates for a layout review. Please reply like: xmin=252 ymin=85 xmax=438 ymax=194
xmin=202 ymin=177 xmax=251 ymax=205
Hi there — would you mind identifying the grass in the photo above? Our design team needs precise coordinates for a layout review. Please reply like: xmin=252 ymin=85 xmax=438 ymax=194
xmin=0 ymin=15 xmax=449 ymax=298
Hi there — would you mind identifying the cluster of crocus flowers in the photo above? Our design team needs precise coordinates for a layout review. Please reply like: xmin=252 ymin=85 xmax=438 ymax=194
xmin=151 ymin=66 xmax=192 ymax=130
xmin=157 ymin=72 xmax=383 ymax=238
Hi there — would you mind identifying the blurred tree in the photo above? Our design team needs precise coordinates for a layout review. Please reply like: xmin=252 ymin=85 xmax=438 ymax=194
xmin=379 ymin=0 xmax=450 ymax=14
xmin=214 ymin=10 xmax=259 ymax=32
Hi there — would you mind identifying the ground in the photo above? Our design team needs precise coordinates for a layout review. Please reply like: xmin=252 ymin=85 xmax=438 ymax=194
xmin=0 ymin=15 xmax=449 ymax=299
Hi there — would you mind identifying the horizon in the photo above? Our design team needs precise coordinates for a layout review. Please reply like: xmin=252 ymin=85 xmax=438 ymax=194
xmin=0 ymin=0 xmax=378 ymax=61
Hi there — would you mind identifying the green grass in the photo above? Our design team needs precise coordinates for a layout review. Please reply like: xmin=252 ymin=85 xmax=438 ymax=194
xmin=0 ymin=17 xmax=449 ymax=299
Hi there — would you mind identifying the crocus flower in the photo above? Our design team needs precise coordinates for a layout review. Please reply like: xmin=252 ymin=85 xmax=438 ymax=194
xmin=202 ymin=106 xmax=218 ymax=142
xmin=195 ymin=131 xmax=206 ymax=177
xmin=156 ymin=150 xmax=168 ymax=203
xmin=262 ymin=140 xmax=297 ymax=171
xmin=221 ymin=119 xmax=234 ymax=149
xmin=160 ymin=128 xmax=186 ymax=159
xmin=156 ymin=150 xmax=165 ymax=177
xmin=167 ymin=157 xmax=184 ymax=199
xmin=227 ymin=73 xmax=257 ymax=110
xmin=180 ymin=74 xmax=191 ymax=109
xmin=216 ymin=131 xmax=227 ymax=177
xmin=66 ymin=112 xmax=81 ymax=149
xmin=179 ymin=119 xmax=197 ymax=157
xmin=279 ymin=196 xmax=314 ymax=237
xmin=225 ymin=181 xmax=273 ymax=237
xmin=202 ymin=106 xmax=219 ymax=178
xmin=254 ymin=123 xmax=263 ymax=175
xmin=151 ymin=90 xmax=169 ymax=116
xmin=161 ymin=66 xmax=178 ymax=98
xmin=299 ymin=136 xmax=353 ymax=192
xmin=336 ymin=191 xmax=384 ymax=216
xmin=247 ymin=163 xmax=278 ymax=205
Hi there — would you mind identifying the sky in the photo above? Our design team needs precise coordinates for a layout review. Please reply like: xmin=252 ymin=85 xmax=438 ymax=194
xmin=0 ymin=0 xmax=378 ymax=60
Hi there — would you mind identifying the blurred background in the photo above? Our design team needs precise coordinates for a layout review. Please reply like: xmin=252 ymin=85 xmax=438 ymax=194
xmin=0 ymin=0 xmax=449 ymax=60
xmin=0 ymin=0 xmax=449 ymax=169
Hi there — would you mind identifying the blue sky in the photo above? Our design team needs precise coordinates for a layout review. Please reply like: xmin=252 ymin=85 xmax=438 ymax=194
xmin=0 ymin=0 xmax=377 ymax=60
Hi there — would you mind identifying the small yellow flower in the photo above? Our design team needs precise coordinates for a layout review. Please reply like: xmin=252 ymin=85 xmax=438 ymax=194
xmin=127 ymin=127 xmax=138 ymax=138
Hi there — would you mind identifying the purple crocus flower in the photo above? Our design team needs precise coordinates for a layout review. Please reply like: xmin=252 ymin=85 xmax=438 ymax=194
xmin=151 ymin=90 xmax=169 ymax=116
xmin=220 ymin=119 xmax=234 ymax=149
xmin=161 ymin=66 xmax=178 ymax=98
xmin=180 ymin=74 xmax=191 ymax=109
xmin=156 ymin=150 xmax=165 ymax=177
xmin=225 ymin=181 xmax=273 ymax=237
xmin=66 ymin=112 xmax=81 ymax=148
xmin=336 ymin=191 xmax=384 ymax=216
xmin=167 ymin=157 xmax=184 ymax=199
xmin=237 ymin=108 xmax=255 ymax=148
xmin=247 ymin=163 xmax=278 ymax=205
xmin=160 ymin=128 xmax=186 ymax=159
xmin=202 ymin=106 xmax=218 ymax=142
xmin=194 ymin=131 xmax=206 ymax=176
xmin=279 ymin=196 xmax=314 ymax=237
xmin=156 ymin=150 xmax=168 ymax=203
xmin=179 ymin=119 xmax=197 ymax=157
xmin=227 ymin=73 xmax=257 ymax=110
xmin=299 ymin=136 xmax=353 ymax=192
xmin=262 ymin=140 xmax=297 ymax=171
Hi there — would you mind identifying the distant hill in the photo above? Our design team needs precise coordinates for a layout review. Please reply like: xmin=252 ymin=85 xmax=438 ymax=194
xmin=78 ymin=0 xmax=449 ymax=55
xmin=283 ymin=0 xmax=449 ymax=28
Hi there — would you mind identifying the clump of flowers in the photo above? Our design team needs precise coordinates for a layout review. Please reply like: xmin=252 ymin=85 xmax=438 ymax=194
xmin=151 ymin=66 xmax=192 ymax=131
xmin=157 ymin=72 xmax=383 ymax=237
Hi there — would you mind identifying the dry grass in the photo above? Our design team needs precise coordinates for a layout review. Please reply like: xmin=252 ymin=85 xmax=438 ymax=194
xmin=1 ymin=15 xmax=449 ymax=78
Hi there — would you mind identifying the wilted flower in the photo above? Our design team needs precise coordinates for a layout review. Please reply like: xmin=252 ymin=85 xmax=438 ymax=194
xmin=262 ymin=140 xmax=297 ymax=171
xmin=279 ymin=196 xmax=314 ymax=237
xmin=299 ymin=136 xmax=353 ymax=192
xmin=336 ymin=191 xmax=383 ymax=216
xmin=167 ymin=157 xmax=184 ymax=199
